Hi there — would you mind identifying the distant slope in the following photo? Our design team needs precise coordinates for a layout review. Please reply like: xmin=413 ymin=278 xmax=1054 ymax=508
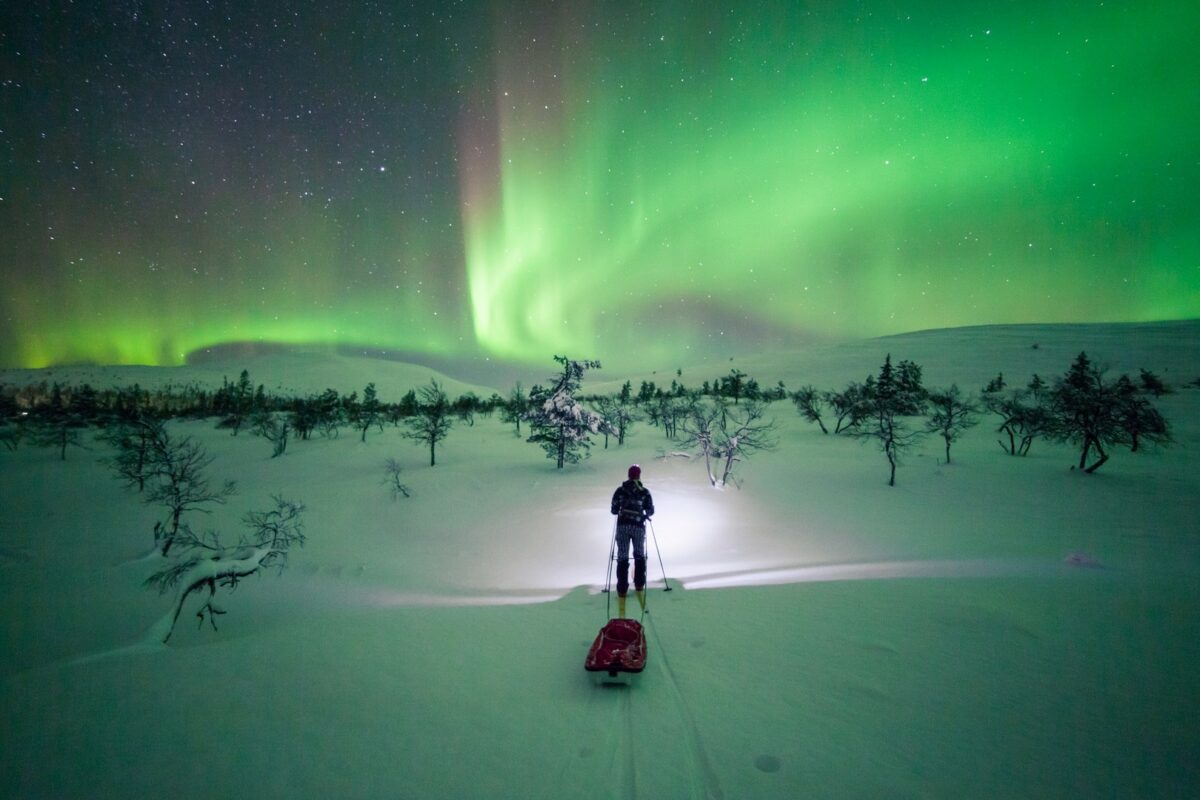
xmin=4 ymin=320 xmax=1197 ymax=400
xmin=0 ymin=349 xmax=500 ymax=401
xmin=586 ymin=320 xmax=1200 ymax=395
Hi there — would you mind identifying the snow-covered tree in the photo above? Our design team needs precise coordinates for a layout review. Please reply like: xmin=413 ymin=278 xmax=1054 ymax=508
xmin=526 ymin=356 xmax=611 ymax=469
xmin=144 ymin=495 xmax=305 ymax=644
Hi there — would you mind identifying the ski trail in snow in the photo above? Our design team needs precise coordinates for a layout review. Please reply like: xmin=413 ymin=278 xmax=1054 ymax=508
xmin=621 ymin=686 xmax=638 ymax=800
xmin=647 ymin=613 xmax=724 ymax=800
xmin=542 ymin=663 xmax=633 ymax=800
xmin=593 ymin=678 xmax=636 ymax=800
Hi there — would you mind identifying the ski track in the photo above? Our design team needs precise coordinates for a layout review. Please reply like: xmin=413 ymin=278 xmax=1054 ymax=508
xmin=622 ymin=686 xmax=638 ymax=800
xmin=647 ymin=610 xmax=725 ymax=800
xmin=543 ymin=633 xmax=636 ymax=800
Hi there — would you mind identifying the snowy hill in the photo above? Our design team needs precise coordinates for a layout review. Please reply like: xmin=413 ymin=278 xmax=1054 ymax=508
xmin=2 ymin=321 xmax=1199 ymax=798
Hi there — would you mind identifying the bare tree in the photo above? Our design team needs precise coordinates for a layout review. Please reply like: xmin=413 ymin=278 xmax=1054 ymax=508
xmin=1114 ymin=374 xmax=1171 ymax=453
xmin=144 ymin=495 xmax=305 ymax=643
xmin=925 ymin=384 xmax=979 ymax=464
xmin=99 ymin=415 xmax=162 ymax=491
xmin=981 ymin=374 xmax=1049 ymax=457
xmin=827 ymin=382 xmax=870 ymax=434
xmin=316 ymin=389 xmax=343 ymax=439
xmin=649 ymin=393 xmax=686 ymax=439
xmin=791 ymin=385 xmax=829 ymax=434
xmin=0 ymin=421 xmax=21 ymax=452
xmin=142 ymin=428 xmax=237 ymax=556
xmin=680 ymin=401 xmax=723 ymax=485
xmin=354 ymin=383 xmax=385 ymax=442
xmin=215 ymin=370 xmax=255 ymax=436
xmin=595 ymin=396 xmax=640 ymax=447
xmin=1046 ymin=353 xmax=1170 ymax=473
xmin=382 ymin=458 xmax=411 ymax=499
xmin=500 ymin=383 xmax=529 ymax=435
xmin=1138 ymin=368 xmax=1169 ymax=398
xmin=451 ymin=392 xmax=480 ymax=427
xmin=682 ymin=399 xmax=776 ymax=488
xmin=27 ymin=387 xmax=88 ymax=460
xmin=251 ymin=410 xmax=289 ymax=457
xmin=402 ymin=380 xmax=454 ymax=466
xmin=712 ymin=401 xmax=777 ymax=488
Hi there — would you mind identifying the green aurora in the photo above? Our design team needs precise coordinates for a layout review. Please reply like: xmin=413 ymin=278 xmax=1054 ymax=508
xmin=2 ymin=0 xmax=1197 ymax=368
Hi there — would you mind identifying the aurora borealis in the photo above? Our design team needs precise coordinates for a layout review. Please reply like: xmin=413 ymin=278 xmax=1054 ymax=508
xmin=2 ymin=1 xmax=1198 ymax=369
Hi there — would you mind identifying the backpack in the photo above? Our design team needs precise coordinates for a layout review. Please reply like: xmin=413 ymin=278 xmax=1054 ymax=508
xmin=617 ymin=481 xmax=648 ymax=525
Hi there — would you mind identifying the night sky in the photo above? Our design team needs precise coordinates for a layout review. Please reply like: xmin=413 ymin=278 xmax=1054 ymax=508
xmin=2 ymin=1 xmax=1197 ymax=369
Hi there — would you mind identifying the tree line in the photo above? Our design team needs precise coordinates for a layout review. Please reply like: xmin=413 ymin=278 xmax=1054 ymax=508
xmin=1 ymin=351 xmax=1177 ymax=487
xmin=791 ymin=352 xmax=1173 ymax=484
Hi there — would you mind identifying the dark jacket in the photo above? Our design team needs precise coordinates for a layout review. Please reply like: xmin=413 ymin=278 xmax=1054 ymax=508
xmin=611 ymin=479 xmax=654 ymax=527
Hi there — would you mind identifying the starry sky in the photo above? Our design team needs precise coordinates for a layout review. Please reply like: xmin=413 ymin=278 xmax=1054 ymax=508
xmin=2 ymin=0 xmax=1197 ymax=369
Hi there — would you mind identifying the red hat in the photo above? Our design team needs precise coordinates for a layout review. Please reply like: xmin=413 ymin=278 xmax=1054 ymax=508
xmin=628 ymin=465 xmax=641 ymax=479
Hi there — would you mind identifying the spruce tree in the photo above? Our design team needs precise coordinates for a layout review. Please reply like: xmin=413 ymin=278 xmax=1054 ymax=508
xmin=526 ymin=356 xmax=610 ymax=469
xmin=850 ymin=354 xmax=926 ymax=486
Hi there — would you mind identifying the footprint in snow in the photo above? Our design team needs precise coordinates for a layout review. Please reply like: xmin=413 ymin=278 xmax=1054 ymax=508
xmin=0 ymin=547 xmax=32 ymax=565
xmin=1064 ymin=551 xmax=1103 ymax=568
xmin=754 ymin=755 xmax=781 ymax=773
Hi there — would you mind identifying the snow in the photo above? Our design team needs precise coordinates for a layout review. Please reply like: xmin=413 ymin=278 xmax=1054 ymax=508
xmin=2 ymin=322 xmax=1200 ymax=798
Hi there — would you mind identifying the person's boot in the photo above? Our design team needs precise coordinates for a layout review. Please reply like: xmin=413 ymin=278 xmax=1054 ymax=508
xmin=618 ymin=594 xmax=627 ymax=618
xmin=636 ymin=589 xmax=646 ymax=611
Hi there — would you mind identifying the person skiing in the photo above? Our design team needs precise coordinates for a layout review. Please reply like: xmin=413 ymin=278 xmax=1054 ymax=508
xmin=610 ymin=464 xmax=655 ymax=618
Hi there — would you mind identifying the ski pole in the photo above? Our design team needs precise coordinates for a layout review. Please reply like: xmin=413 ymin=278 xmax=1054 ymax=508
xmin=603 ymin=518 xmax=617 ymax=618
xmin=648 ymin=518 xmax=672 ymax=591
xmin=603 ymin=518 xmax=617 ymax=593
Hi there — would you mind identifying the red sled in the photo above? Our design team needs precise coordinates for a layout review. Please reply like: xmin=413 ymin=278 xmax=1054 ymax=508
xmin=584 ymin=618 xmax=647 ymax=676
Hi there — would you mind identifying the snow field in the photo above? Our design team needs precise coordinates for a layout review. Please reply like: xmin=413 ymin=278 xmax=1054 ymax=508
xmin=2 ymin=322 xmax=1199 ymax=798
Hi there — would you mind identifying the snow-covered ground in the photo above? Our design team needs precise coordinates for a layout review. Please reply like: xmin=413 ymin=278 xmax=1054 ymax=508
xmin=2 ymin=322 xmax=1199 ymax=798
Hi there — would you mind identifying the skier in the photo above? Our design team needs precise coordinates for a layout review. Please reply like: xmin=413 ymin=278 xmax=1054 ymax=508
xmin=610 ymin=464 xmax=655 ymax=618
